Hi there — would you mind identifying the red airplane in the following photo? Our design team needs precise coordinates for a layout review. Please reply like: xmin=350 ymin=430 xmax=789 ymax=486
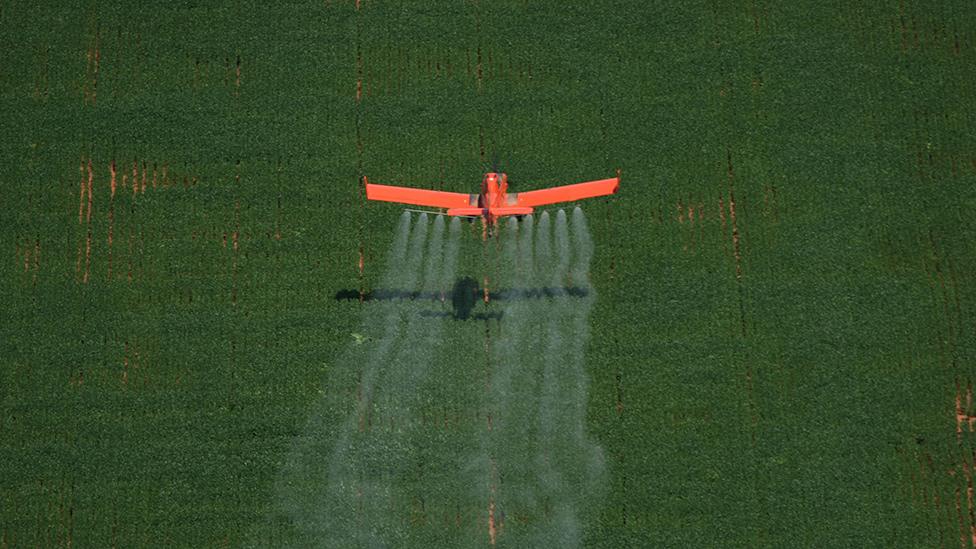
xmin=364 ymin=172 xmax=619 ymax=229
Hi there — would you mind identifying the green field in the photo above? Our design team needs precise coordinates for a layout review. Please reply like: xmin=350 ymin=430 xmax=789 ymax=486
xmin=3 ymin=1 xmax=976 ymax=546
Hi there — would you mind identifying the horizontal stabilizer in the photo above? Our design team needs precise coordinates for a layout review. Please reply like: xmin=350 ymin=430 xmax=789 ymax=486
xmin=446 ymin=207 xmax=484 ymax=217
xmin=490 ymin=206 xmax=534 ymax=216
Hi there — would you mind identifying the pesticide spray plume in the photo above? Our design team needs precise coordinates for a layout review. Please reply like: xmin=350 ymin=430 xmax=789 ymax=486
xmin=422 ymin=215 xmax=446 ymax=293
xmin=267 ymin=208 xmax=603 ymax=547
xmin=571 ymin=207 xmax=593 ymax=286
xmin=551 ymin=209 xmax=570 ymax=289
xmin=534 ymin=211 xmax=552 ymax=289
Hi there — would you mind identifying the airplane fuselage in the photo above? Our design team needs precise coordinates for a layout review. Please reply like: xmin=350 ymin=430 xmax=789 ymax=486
xmin=480 ymin=172 xmax=508 ymax=208
xmin=445 ymin=172 xmax=533 ymax=227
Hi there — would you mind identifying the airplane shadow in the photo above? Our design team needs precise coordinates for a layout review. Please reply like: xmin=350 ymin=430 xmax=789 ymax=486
xmin=334 ymin=277 xmax=589 ymax=321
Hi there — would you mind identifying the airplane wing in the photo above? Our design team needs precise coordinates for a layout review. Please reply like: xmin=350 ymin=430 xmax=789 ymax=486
xmin=511 ymin=177 xmax=619 ymax=207
xmin=365 ymin=178 xmax=475 ymax=209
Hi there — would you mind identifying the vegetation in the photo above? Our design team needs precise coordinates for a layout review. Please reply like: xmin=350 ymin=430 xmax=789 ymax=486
xmin=1 ymin=1 xmax=975 ymax=546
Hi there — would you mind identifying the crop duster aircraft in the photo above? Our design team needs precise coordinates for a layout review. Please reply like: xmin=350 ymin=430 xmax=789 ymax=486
xmin=364 ymin=172 xmax=619 ymax=234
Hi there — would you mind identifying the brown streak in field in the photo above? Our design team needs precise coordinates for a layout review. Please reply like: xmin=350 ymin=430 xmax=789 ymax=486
xmin=487 ymin=457 xmax=498 ymax=545
xmin=86 ymin=159 xmax=93 ymax=224
xmin=488 ymin=496 xmax=496 ymax=545
xmin=676 ymin=200 xmax=684 ymax=223
xmin=151 ymin=163 xmax=157 ymax=189
xmin=727 ymin=151 xmax=743 ymax=281
xmin=140 ymin=161 xmax=147 ymax=193
xmin=108 ymin=161 xmax=116 ymax=279
xmin=356 ymin=45 xmax=363 ymax=103
xmin=83 ymin=229 xmax=91 ymax=284
xmin=77 ymin=157 xmax=86 ymax=223
xmin=109 ymin=160 xmax=116 ymax=198
xmin=131 ymin=160 xmax=138 ymax=197
xmin=235 ymin=55 xmax=241 ymax=94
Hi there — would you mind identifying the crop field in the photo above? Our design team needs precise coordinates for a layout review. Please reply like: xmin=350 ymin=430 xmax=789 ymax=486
xmin=2 ymin=1 xmax=976 ymax=547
